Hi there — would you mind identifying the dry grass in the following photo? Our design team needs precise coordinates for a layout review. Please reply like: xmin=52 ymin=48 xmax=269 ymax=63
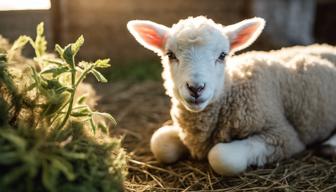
xmin=95 ymin=81 xmax=336 ymax=192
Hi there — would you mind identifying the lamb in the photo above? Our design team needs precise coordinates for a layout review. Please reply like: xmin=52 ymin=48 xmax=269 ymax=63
xmin=127 ymin=16 xmax=336 ymax=176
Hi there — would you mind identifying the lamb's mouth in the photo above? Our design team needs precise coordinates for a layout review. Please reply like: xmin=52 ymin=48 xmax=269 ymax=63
xmin=186 ymin=98 xmax=206 ymax=105
xmin=183 ymin=97 xmax=209 ymax=112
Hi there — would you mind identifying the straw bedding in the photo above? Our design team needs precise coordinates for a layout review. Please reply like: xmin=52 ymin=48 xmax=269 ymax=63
xmin=96 ymin=81 xmax=336 ymax=192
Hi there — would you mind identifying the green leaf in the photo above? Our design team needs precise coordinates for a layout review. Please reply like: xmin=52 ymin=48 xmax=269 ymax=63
xmin=30 ymin=66 xmax=42 ymax=86
xmin=35 ymin=36 xmax=47 ymax=57
xmin=59 ymin=151 xmax=87 ymax=160
xmin=63 ymin=44 xmax=74 ymax=66
xmin=0 ymin=130 xmax=27 ymax=151
xmin=37 ymin=22 xmax=44 ymax=36
xmin=10 ymin=35 xmax=31 ymax=52
xmin=71 ymin=108 xmax=91 ymax=117
xmin=76 ymin=95 xmax=87 ymax=104
xmin=94 ymin=112 xmax=117 ymax=125
xmin=55 ymin=86 xmax=70 ymax=94
xmin=34 ymin=22 xmax=47 ymax=57
xmin=43 ymin=58 xmax=65 ymax=66
xmin=91 ymin=69 xmax=108 ymax=83
xmin=40 ymin=66 xmax=69 ymax=77
xmin=51 ymin=158 xmax=76 ymax=181
xmin=97 ymin=122 xmax=108 ymax=133
xmin=71 ymin=35 xmax=84 ymax=56
xmin=94 ymin=59 xmax=111 ymax=68
xmin=89 ymin=118 xmax=97 ymax=133
xmin=44 ymin=79 xmax=63 ymax=90
xmin=62 ymin=35 xmax=84 ymax=66
xmin=55 ymin=44 xmax=64 ymax=57
xmin=42 ymin=162 xmax=56 ymax=192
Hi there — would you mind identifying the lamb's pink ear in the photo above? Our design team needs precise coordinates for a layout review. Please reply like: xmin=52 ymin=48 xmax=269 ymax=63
xmin=224 ymin=18 xmax=265 ymax=53
xmin=127 ymin=20 xmax=169 ymax=55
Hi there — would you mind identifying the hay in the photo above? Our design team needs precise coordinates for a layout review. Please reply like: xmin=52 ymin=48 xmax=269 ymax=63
xmin=97 ymin=80 xmax=336 ymax=192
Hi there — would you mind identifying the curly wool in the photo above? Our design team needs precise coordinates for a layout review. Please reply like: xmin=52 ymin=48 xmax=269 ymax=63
xmin=170 ymin=44 xmax=336 ymax=160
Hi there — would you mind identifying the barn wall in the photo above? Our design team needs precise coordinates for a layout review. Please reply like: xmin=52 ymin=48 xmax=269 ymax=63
xmin=56 ymin=0 xmax=252 ymax=63
xmin=0 ymin=10 xmax=52 ymax=56
xmin=1 ymin=0 xmax=333 ymax=65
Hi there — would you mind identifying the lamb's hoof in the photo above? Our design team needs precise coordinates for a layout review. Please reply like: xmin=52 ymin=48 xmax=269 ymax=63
xmin=208 ymin=143 xmax=247 ymax=176
xmin=150 ymin=126 xmax=187 ymax=164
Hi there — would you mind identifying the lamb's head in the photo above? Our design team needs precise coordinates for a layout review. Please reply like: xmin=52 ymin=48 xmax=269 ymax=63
xmin=127 ymin=16 xmax=265 ymax=112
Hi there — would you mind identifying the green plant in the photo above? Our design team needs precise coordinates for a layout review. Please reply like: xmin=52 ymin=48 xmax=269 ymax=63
xmin=8 ymin=23 xmax=115 ymax=132
xmin=0 ymin=23 xmax=126 ymax=192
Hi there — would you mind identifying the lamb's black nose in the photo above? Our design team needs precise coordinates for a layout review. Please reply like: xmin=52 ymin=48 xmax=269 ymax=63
xmin=186 ymin=82 xmax=205 ymax=98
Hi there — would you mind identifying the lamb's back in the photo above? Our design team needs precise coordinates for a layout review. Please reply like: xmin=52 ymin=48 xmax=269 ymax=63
xmin=226 ymin=44 xmax=336 ymax=145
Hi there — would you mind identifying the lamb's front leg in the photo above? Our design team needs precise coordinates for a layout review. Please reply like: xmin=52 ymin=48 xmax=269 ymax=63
xmin=150 ymin=125 xmax=188 ymax=163
xmin=208 ymin=121 xmax=305 ymax=176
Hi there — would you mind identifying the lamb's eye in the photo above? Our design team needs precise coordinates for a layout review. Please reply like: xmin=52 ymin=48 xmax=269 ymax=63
xmin=166 ymin=50 xmax=177 ymax=61
xmin=217 ymin=52 xmax=227 ymax=62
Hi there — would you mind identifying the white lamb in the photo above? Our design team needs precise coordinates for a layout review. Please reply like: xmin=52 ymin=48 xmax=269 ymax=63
xmin=127 ymin=16 xmax=336 ymax=175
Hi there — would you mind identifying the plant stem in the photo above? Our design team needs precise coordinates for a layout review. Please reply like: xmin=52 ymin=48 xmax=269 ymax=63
xmin=56 ymin=59 xmax=76 ymax=130
xmin=74 ymin=65 xmax=94 ymax=88
xmin=55 ymin=63 xmax=94 ymax=130
xmin=56 ymin=92 xmax=75 ymax=129
xmin=50 ymin=97 xmax=71 ymax=125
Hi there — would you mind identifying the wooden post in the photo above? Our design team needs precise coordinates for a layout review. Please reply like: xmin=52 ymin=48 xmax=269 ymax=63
xmin=50 ymin=0 xmax=62 ymax=45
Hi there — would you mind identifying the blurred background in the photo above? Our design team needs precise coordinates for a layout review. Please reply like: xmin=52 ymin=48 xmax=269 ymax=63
xmin=0 ymin=0 xmax=335 ymax=81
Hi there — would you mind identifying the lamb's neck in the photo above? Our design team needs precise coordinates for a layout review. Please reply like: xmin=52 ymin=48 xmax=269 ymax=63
xmin=170 ymin=96 xmax=224 ymax=133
